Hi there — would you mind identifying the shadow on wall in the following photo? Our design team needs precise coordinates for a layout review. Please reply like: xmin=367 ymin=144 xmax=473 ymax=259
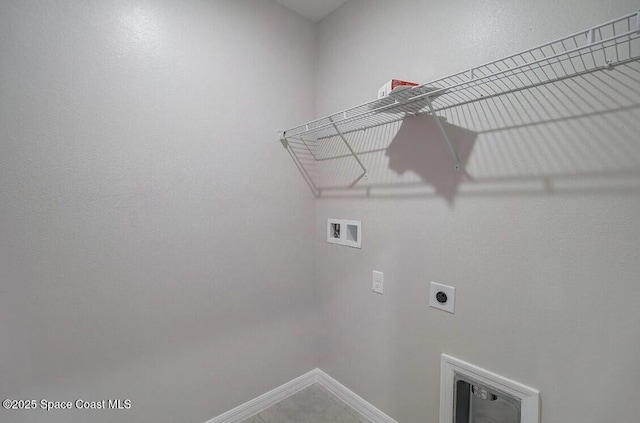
xmin=385 ymin=116 xmax=476 ymax=204
xmin=310 ymin=61 xmax=640 ymax=204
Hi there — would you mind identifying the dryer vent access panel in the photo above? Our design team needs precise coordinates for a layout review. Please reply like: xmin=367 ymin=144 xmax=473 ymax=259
xmin=440 ymin=355 xmax=540 ymax=423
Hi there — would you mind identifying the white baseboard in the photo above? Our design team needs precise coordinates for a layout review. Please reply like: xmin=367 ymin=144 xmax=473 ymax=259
xmin=205 ymin=368 xmax=397 ymax=423
xmin=205 ymin=369 xmax=317 ymax=423
xmin=315 ymin=370 xmax=398 ymax=423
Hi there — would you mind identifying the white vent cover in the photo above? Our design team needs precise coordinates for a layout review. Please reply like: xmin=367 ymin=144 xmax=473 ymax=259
xmin=440 ymin=354 xmax=540 ymax=423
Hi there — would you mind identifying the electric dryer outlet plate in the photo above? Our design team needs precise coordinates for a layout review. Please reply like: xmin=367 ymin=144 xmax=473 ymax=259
xmin=429 ymin=282 xmax=455 ymax=314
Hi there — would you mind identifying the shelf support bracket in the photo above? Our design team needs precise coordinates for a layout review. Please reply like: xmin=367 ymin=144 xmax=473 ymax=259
xmin=279 ymin=131 xmax=288 ymax=149
xmin=424 ymin=96 xmax=461 ymax=171
xmin=279 ymin=131 xmax=319 ymax=197
xmin=329 ymin=117 xmax=368 ymax=184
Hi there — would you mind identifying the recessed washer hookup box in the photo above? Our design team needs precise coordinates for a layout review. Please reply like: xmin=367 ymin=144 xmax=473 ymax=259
xmin=377 ymin=79 xmax=419 ymax=99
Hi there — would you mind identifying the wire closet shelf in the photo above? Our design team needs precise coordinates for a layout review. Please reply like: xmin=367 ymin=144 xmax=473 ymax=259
xmin=280 ymin=11 xmax=640 ymax=186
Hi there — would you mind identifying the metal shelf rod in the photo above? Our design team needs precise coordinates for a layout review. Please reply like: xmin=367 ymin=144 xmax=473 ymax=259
xmin=288 ymin=27 xmax=637 ymax=139
xmin=279 ymin=11 xmax=640 ymax=194
xmin=314 ymin=55 xmax=639 ymax=141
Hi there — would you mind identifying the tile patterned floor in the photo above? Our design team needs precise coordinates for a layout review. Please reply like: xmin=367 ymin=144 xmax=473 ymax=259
xmin=240 ymin=384 xmax=371 ymax=423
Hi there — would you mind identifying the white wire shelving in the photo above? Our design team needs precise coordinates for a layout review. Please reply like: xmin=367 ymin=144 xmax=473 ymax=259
xmin=280 ymin=11 xmax=640 ymax=195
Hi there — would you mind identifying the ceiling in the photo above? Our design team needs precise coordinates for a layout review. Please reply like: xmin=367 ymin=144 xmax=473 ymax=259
xmin=273 ymin=0 xmax=349 ymax=22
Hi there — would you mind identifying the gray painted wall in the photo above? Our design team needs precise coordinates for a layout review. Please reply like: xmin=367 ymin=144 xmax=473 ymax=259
xmin=315 ymin=1 xmax=640 ymax=422
xmin=3 ymin=1 xmax=640 ymax=422
xmin=0 ymin=1 xmax=318 ymax=422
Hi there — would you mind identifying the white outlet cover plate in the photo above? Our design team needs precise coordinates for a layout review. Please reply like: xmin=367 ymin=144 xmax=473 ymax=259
xmin=372 ymin=271 xmax=383 ymax=295
xmin=429 ymin=282 xmax=455 ymax=314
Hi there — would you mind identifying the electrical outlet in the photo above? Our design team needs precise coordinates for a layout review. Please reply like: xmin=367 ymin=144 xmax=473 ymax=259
xmin=372 ymin=271 xmax=384 ymax=295
xmin=429 ymin=282 xmax=455 ymax=313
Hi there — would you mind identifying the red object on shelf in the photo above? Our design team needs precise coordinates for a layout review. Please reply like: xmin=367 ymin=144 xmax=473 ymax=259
xmin=378 ymin=79 xmax=419 ymax=98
